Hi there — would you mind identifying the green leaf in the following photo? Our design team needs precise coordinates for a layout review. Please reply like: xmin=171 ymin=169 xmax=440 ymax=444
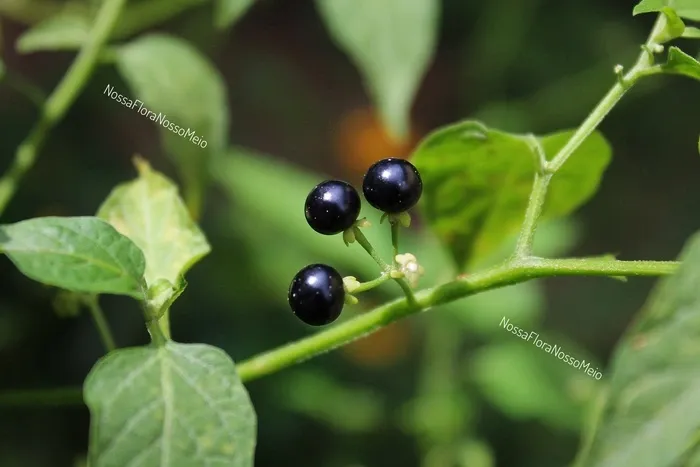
xmin=661 ymin=46 xmax=700 ymax=80
xmin=115 ymin=34 xmax=229 ymax=216
xmin=633 ymin=0 xmax=700 ymax=20
xmin=683 ymin=26 xmax=700 ymax=38
xmin=215 ymin=0 xmax=254 ymax=28
xmin=0 ymin=217 xmax=145 ymax=297
xmin=656 ymin=7 xmax=687 ymax=42
xmin=97 ymin=157 xmax=210 ymax=288
xmin=575 ymin=232 xmax=700 ymax=467
xmin=411 ymin=120 xmax=611 ymax=270
xmin=315 ymin=0 xmax=439 ymax=140
xmin=471 ymin=338 xmax=601 ymax=431
xmin=84 ymin=341 xmax=256 ymax=466
xmin=16 ymin=11 xmax=91 ymax=53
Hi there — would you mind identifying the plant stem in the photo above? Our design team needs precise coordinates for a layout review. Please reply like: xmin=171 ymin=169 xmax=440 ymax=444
xmin=546 ymin=14 xmax=664 ymax=173
xmin=511 ymin=14 xmax=665 ymax=255
xmin=236 ymin=257 xmax=678 ymax=382
xmin=0 ymin=0 xmax=128 ymax=217
xmin=513 ymin=172 xmax=551 ymax=258
xmin=352 ymin=226 xmax=391 ymax=272
xmin=352 ymin=226 xmax=418 ymax=305
xmin=391 ymin=220 xmax=400 ymax=266
xmin=0 ymin=257 xmax=679 ymax=406
xmin=351 ymin=273 xmax=391 ymax=293
xmin=84 ymin=296 xmax=116 ymax=352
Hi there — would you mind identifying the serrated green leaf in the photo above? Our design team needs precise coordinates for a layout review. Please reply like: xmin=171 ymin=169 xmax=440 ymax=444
xmin=0 ymin=217 xmax=145 ymax=297
xmin=411 ymin=120 xmax=611 ymax=270
xmin=215 ymin=0 xmax=254 ymax=28
xmin=471 ymin=338 xmax=601 ymax=431
xmin=315 ymin=0 xmax=439 ymax=140
xmin=115 ymin=34 xmax=228 ymax=216
xmin=97 ymin=158 xmax=210 ymax=288
xmin=683 ymin=26 xmax=700 ymax=38
xmin=16 ymin=11 xmax=91 ymax=53
xmin=575 ymin=233 xmax=700 ymax=467
xmin=84 ymin=341 xmax=256 ymax=467
xmin=661 ymin=46 xmax=700 ymax=80
xmin=633 ymin=0 xmax=700 ymax=20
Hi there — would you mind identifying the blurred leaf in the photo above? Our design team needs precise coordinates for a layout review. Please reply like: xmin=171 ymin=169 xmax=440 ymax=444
xmin=684 ymin=26 xmax=700 ymax=38
xmin=471 ymin=339 xmax=600 ymax=431
xmin=116 ymin=34 xmax=228 ymax=217
xmin=400 ymin=392 xmax=473 ymax=442
xmin=215 ymin=0 xmax=254 ymax=28
xmin=451 ymin=282 xmax=544 ymax=335
xmin=0 ymin=217 xmax=145 ymax=298
xmin=576 ymin=233 xmax=700 ymax=467
xmin=661 ymin=46 xmax=700 ymax=81
xmin=84 ymin=342 xmax=256 ymax=466
xmin=97 ymin=157 xmax=210 ymax=288
xmin=457 ymin=439 xmax=495 ymax=467
xmin=316 ymin=0 xmax=439 ymax=140
xmin=633 ymin=0 xmax=700 ymax=20
xmin=279 ymin=370 xmax=384 ymax=432
xmin=16 ymin=11 xmax=90 ymax=53
xmin=411 ymin=120 xmax=611 ymax=270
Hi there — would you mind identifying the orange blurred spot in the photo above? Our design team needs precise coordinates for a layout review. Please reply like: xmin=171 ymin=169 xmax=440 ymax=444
xmin=342 ymin=320 xmax=413 ymax=368
xmin=334 ymin=107 xmax=420 ymax=175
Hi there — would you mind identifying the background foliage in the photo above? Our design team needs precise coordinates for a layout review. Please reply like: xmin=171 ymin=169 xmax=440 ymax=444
xmin=0 ymin=0 xmax=699 ymax=466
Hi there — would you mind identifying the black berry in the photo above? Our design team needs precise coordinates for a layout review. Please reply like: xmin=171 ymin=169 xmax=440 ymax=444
xmin=362 ymin=158 xmax=423 ymax=214
xmin=305 ymin=180 xmax=361 ymax=235
xmin=288 ymin=264 xmax=345 ymax=326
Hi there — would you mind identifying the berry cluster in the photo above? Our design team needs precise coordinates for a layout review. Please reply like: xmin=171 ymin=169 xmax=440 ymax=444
xmin=288 ymin=158 xmax=423 ymax=326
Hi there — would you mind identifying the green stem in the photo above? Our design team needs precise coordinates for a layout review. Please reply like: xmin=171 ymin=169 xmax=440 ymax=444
xmin=352 ymin=226 xmax=418 ymax=305
xmin=84 ymin=295 xmax=116 ymax=352
xmin=511 ymin=14 xmax=665 ymax=256
xmin=352 ymin=226 xmax=391 ymax=272
xmin=146 ymin=319 xmax=168 ymax=347
xmin=0 ymin=257 xmax=679 ymax=406
xmin=513 ymin=172 xmax=551 ymax=258
xmin=351 ymin=273 xmax=391 ymax=294
xmin=391 ymin=220 xmax=400 ymax=266
xmin=236 ymin=257 xmax=678 ymax=382
xmin=546 ymin=14 xmax=664 ymax=173
xmin=0 ymin=0 xmax=128 ymax=217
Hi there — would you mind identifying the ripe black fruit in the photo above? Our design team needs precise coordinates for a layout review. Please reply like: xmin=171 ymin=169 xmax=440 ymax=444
xmin=288 ymin=264 xmax=345 ymax=326
xmin=305 ymin=180 xmax=361 ymax=235
xmin=362 ymin=158 xmax=423 ymax=214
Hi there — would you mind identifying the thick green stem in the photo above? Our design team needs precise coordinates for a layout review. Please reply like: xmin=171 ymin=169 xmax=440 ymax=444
xmin=84 ymin=296 xmax=116 ymax=352
xmin=236 ymin=257 xmax=678 ymax=382
xmin=0 ymin=0 xmax=128 ymax=216
xmin=0 ymin=257 xmax=680 ymax=406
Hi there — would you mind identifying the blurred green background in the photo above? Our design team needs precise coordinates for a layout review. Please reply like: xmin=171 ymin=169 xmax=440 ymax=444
xmin=0 ymin=0 xmax=699 ymax=466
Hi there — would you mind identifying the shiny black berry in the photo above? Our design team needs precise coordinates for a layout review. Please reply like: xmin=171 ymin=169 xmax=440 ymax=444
xmin=305 ymin=180 xmax=361 ymax=235
xmin=362 ymin=158 xmax=423 ymax=214
xmin=288 ymin=264 xmax=345 ymax=326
